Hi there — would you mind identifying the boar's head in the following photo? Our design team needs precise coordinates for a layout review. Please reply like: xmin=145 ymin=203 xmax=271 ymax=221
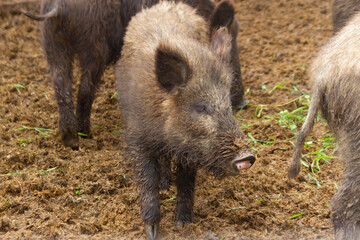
xmin=155 ymin=28 xmax=255 ymax=176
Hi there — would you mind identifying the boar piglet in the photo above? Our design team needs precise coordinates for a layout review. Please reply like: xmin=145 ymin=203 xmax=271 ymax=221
xmin=332 ymin=0 xmax=360 ymax=33
xmin=23 ymin=0 xmax=246 ymax=149
xmin=288 ymin=11 xmax=360 ymax=240
xmin=116 ymin=2 xmax=255 ymax=239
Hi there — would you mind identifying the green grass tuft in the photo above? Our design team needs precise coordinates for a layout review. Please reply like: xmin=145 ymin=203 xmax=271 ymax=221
xmin=289 ymin=212 xmax=304 ymax=219
xmin=15 ymin=125 xmax=54 ymax=146
xmin=0 ymin=170 xmax=23 ymax=177
xmin=12 ymin=83 xmax=25 ymax=94
xmin=163 ymin=196 xmax=176 ymax=204
xmin=36 ymin=167 xmax=58 ymax=175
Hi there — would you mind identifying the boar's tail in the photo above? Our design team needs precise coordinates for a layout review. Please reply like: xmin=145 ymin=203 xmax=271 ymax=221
xmin=21 ymin=6 xmax=58 ymax=21
xmin=288 ymin=87 xmax=321 ymax=179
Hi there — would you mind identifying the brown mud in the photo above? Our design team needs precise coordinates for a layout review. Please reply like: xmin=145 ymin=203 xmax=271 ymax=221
xmin=0 ymin=0 xmax=340 ymax=239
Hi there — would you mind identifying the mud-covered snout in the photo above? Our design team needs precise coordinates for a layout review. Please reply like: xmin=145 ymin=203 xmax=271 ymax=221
xmin=230 ymin=152 xmax=256 ymax=175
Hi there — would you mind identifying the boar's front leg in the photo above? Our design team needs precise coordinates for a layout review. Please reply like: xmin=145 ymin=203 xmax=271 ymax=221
xmin=175 ymin=163 xmax=197 ymax=227
xmin=136 ymin=150 xmax=161 ymax=240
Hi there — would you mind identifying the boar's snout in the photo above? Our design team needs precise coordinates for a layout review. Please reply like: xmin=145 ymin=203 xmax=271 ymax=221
xmin=230 ymin=153 xmax=255 ymax=174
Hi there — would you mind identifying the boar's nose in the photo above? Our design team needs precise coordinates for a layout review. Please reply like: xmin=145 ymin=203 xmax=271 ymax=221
xmin=232 ymin=154 xmax=256 ymax=171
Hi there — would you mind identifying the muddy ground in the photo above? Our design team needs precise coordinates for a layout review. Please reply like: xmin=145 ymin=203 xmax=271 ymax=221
xmin=0 ymin=0 xmax=340 ymax=239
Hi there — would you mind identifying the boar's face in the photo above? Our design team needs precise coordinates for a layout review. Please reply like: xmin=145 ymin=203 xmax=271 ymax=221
xmin=155 ymin=28 xmax=255 ymax=176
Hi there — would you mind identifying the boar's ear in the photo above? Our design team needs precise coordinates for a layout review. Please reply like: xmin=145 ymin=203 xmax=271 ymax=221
xmin=210 ymin=0 xmax=234 ymax=34
xmin=155 ymin=44 xmax=191 ymax=93
xmin=211 ymin=27 xmax=232 ymax=64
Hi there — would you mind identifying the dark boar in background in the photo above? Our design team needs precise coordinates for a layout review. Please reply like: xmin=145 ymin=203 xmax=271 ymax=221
xmin=23 ymin=0 xmax=246 ymax=149
xmin=332 ymin=0 xmax=360 ymax=33
xmin=288 ymin=12 xmax=360 ymax=240
xmin=116 ymin=2 xmax=255 ymax=239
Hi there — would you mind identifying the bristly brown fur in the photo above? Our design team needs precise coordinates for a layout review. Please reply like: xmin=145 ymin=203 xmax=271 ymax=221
xmin=115 ymin=2 xmax=254 ymax=238
xmin=24 ymin=0 xmax=246 ymax=149
xmin=288 ymin=11 xmax=360 ymax=240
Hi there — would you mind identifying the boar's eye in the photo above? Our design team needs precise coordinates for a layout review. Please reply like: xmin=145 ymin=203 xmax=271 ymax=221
xmin=195 ymin=104 xmax=208 ymax=114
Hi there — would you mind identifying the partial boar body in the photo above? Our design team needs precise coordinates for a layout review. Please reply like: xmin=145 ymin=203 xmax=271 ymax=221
xmin=288 ymin=12 xmax=360 ymax=240
xmin=116 ymin=2 xmax=255 ymax=239
xmin=332 ymin=0 xmax=360 ymax=33
xmin=24 ymin=0 xmax=245 ymax=149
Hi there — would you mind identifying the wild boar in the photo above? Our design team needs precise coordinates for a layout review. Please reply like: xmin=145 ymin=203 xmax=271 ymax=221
xmin=115 ymin=2 xmax=255 ymax=239
xmin=288 ymin=11 xmax=360 ymax=240
xmin=332 ymin=0 xmax=360 ymax=33
xmin=23 ymin=0 xmax=246 ymax=149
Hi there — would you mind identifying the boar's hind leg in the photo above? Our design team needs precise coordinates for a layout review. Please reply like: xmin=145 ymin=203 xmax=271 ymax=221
xmin=137 ymin=152 xmax=161 ymax=240
xmin=46 ymin=43 xmax=78 ymax=149
xmin=210 ymin=0 xmax=247 ymax=109
xmin=230 ymin=40 xmax=247 ymax=109
xmin=76 ymin=54 xmax=106 ymax=138
xmin=230 ymin=62 xmax=246 ymax=109
xmin=175 ymin=164 xmax=196 ymax=227
xmin=331 ymin=171 xmax=360 ymax=239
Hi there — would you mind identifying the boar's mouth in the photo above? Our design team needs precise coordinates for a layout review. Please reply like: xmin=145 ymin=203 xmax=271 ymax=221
xmin=231 ymin=154 xmax=256 ymax=174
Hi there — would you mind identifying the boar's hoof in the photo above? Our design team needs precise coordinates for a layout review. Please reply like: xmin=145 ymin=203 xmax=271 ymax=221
xmin=175 ymin=214 xmax=193 ymax=228
xmin=62 ymin=133 xmax=79 ymax=150
xmin=144 ymin=222 xmax=159 ymax=240
xmin=175 ymin=220 xmax=188 ymax=228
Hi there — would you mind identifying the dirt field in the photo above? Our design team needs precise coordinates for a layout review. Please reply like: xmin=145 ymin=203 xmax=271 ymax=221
xmin=0 ymin=0 xmax=340 ymax=239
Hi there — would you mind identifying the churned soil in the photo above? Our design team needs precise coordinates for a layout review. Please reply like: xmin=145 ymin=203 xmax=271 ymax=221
xmin=0 ymin=0 xmax=340 ymax=239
